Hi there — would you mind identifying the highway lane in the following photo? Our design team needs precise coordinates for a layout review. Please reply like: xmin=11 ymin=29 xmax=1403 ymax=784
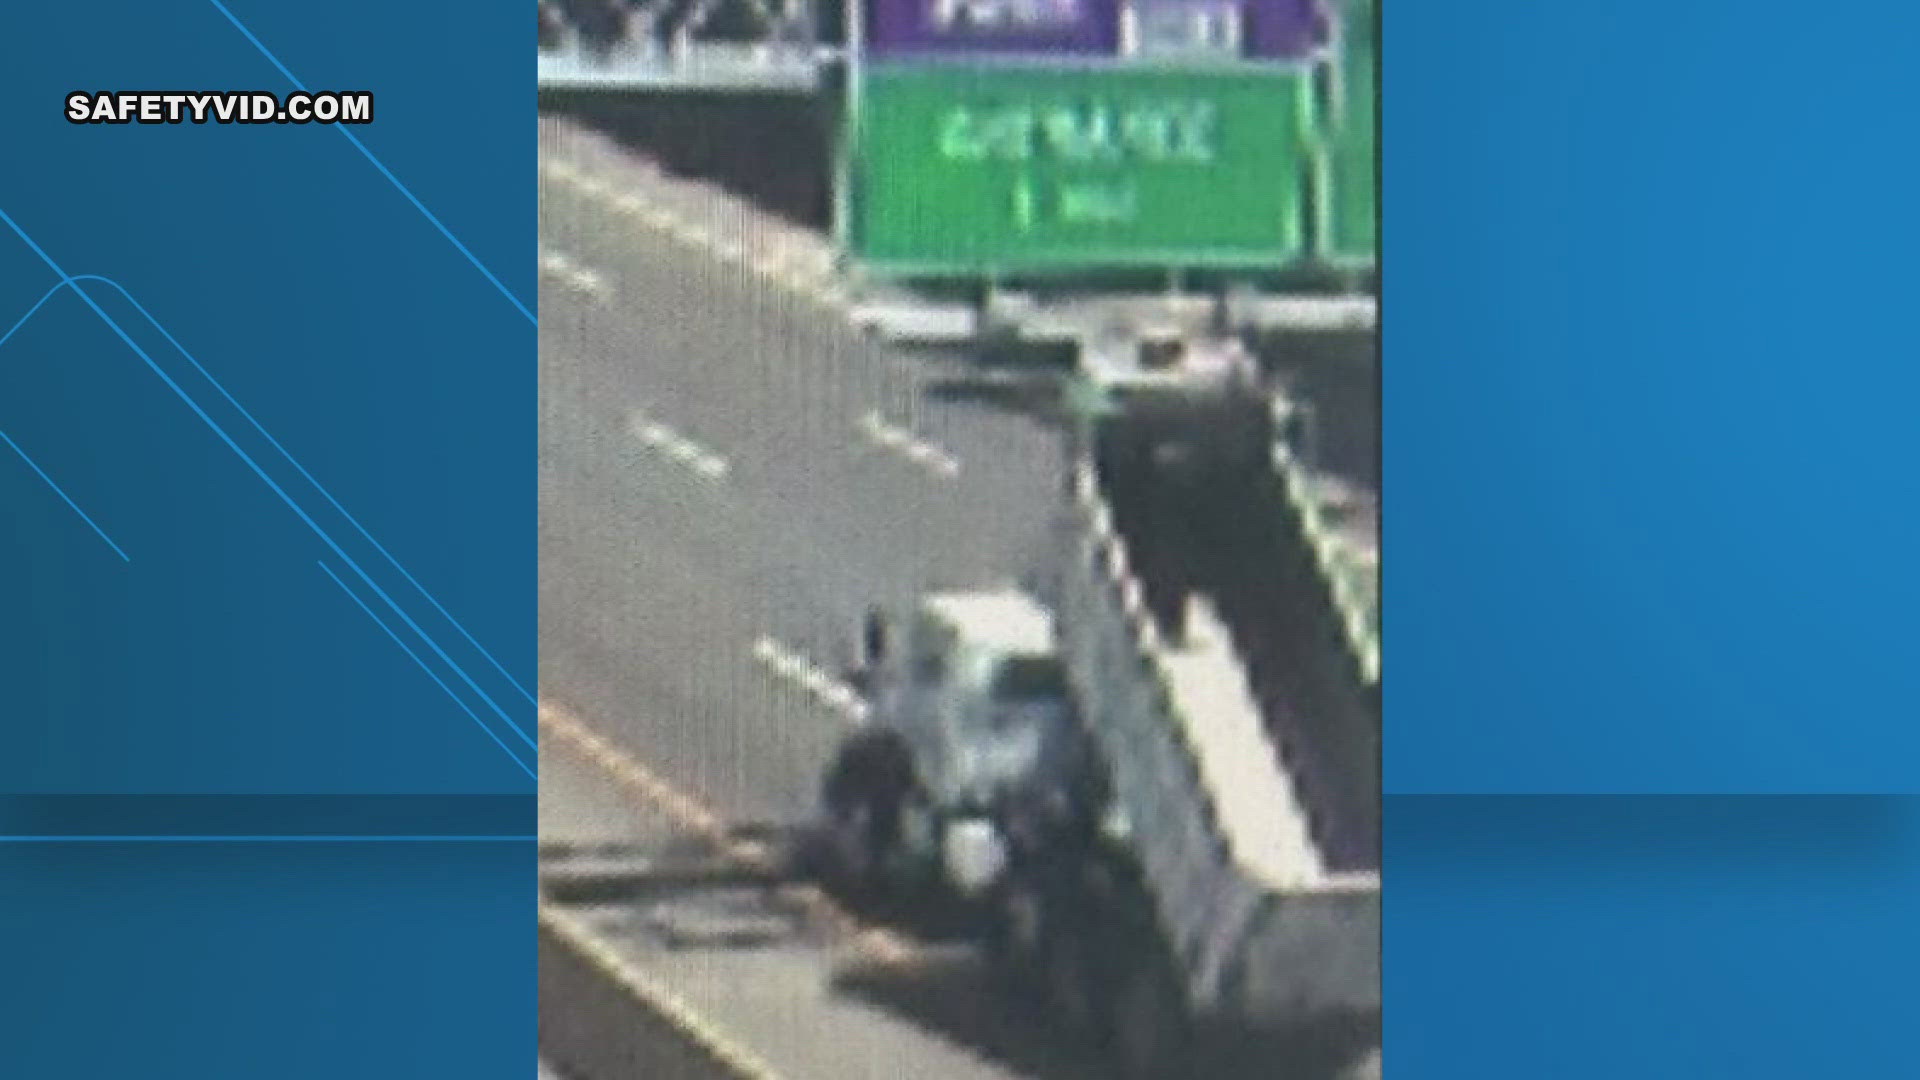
xmin=539 ymin=164 xmax=1063 ymax=827
xmin=539 ymin=395 xmax=838 ymax=820
xmin=538 ymin=175 xmax=1058 ymax=580
xmin=536 ymin=152 xmax=1107 ymax=1078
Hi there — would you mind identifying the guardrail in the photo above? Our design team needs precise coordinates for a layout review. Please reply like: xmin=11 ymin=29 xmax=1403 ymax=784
xmin=538 ymin=43 xmax=833 ymax=91
xmin=1267 ymin=393 xmax=1379 ymax=685
xmin=539 ymin=0 xmax=833 ymax=89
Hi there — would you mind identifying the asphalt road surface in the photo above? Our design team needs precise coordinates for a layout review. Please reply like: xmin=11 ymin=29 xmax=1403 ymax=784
xmin=539 ymin=171 xmax=1063 ymax=828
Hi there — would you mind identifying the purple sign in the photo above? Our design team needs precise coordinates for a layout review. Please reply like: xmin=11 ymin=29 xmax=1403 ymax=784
xmin=1244 ymin=0 xmax=1329 ymax=58
xmin=863 ymin=0 xmax=1328 ymax=59
xmin=865 ymin=0 xmax=1123 ymax=56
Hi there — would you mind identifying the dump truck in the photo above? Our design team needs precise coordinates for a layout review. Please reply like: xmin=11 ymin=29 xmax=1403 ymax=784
xmin=817 ymin=326 xmax=1379 ymax=1079
xmin=819 ymin=580 xmax=1378 ymax=1077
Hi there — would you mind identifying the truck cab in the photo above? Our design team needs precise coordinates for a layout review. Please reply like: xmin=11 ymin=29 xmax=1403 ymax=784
xmin=822 ymin=588 xmax=1095 ymax=904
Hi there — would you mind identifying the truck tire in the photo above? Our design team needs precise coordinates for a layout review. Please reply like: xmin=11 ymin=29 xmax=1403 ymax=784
xmin=984 ymin=858 xmax=1103 ymax=1033
xmin=820 ymin=729 xmax=916 ymax=900
xmin=1108 ymin=947 xmax=1191 ymax=1080
xmin=1043 ymin=918 xmax=1104 ymax=1036
xmin=982 ymin=876 xmax=1048 ymax=993
xmin=1082 ymin=855 xmax=1192 ymax=1079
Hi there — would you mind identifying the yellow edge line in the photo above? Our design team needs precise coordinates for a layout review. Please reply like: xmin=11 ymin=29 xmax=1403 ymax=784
xmin=538 ymin=701 xmax=916 ymax=965
xmin=540 ymin=901 xmax=784 ymax=1080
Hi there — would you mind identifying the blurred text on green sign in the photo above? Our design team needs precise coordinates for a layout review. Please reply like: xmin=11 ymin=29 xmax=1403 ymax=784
xmin=851 ymin=64 xmax=1314 ymax=275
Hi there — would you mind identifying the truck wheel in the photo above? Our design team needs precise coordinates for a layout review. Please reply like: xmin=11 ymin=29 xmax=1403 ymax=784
xmin=1108 ymin=952 xmax=1190 ymax=1080
xmin=820 ymin=731 xmax=913 ymax=902
xmin=830 ymin=803 xmax=882 ymax=892
xmin=983 ymin=877 xmax=1048 ymax=994
xmin=1043 ymin=921 xmax=1105 ymax=1036
xmin=1084 ymin=856 xmax=1190 ymax=1078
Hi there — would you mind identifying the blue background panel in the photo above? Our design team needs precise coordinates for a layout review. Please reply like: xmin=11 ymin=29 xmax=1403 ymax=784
xmin=2 ymin=1 xmax=533 ymax=794
xmin=1389 ymin=795 xmax=1919 ymax=1078
xmin=2 ymin=4 xmax=530 ymax=1078
xmin=1386 ymin=0 xmax=1920 ymax=793
xmin=0 ymin=842 xmax=531 ymax=1077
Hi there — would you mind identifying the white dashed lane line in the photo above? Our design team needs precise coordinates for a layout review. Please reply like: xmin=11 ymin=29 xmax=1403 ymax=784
xmin=857 ymin=411 xmax=962 ymax=478
xmin=539 ymin=247 xmax=608 ymax=300
xmin=539 ymin=153 xmax=846 ymax=310
xmin=751 ymin=636 xmax=870 ymax=724
xmin=627 ymin=409 xmax=731 ymax=481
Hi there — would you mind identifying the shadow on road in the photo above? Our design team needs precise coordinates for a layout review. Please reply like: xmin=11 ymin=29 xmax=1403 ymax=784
xmin=831 ymin=951 xmax=1382 ymax=1080
xmin=919 ymin=374 xmax=1069 ymax=429
xmin=831 ymin=951 xmax=1114 ymax=1080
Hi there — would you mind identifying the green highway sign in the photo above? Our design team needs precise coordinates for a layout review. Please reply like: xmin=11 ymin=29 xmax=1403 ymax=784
xmin=849 ymin=64 xmax=1314 ymax=275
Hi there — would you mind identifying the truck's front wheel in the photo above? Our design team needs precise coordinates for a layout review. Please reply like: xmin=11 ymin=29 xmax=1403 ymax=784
xmin=1108 ymin=948 xmax=1191 ymax=1079
xmin=1081 ymin=855 xmax=1192 ymax=1078
xmin=821 ymin=729 xmax=916 ymax=901
xmin=983 ymin=877 xmax=1048 ymax=992
xmin=1044 ymin=919 xmax=1105 ymax=1036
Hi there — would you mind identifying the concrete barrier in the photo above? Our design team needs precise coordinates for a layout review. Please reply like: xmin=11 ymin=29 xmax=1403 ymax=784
xmin=539 ymin=904 xmax=777 ymax=1080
